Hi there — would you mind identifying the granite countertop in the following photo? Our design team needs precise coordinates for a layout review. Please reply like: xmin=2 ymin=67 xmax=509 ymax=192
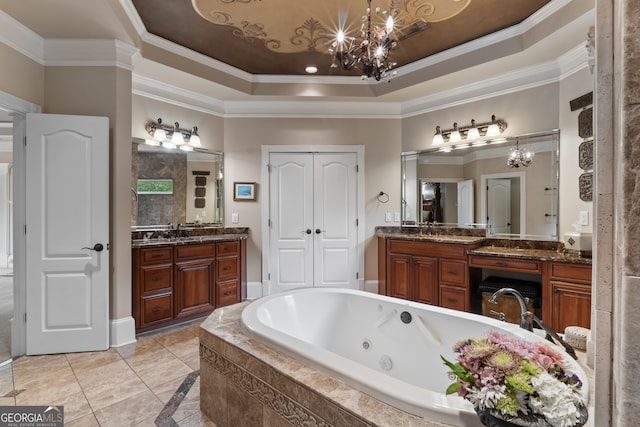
xmin=132 ymin=233 xmax=247 ymax=248
xmin=376 ymin=232 xmax=487 ymax=244
xmin=468 ymin=245 xmax=592 ymax=265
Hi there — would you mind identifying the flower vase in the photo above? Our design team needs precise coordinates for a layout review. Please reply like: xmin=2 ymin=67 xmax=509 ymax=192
xmin=475 ymin=403 xmax=588 ymax=427
xmin=475 ymin=409 xmax=548 ymax=427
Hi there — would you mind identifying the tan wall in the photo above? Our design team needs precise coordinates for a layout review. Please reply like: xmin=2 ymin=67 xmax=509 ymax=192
xmin=0 ymin=44 xmax=44 ymax=107
xmin=401 ymin=83 xmax=561 ymax=153
xmin=558 ymin=67 xmax=594 ymax=239
xmin=132 ymin=95 xmax=224 ymax=153
xmin=222 ymin=117 xmax=401 ymax=283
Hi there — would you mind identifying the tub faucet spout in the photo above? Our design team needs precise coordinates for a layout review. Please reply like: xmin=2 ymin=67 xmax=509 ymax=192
xmin=489 ymin=287 xmax=531 ymax=331
xmin=490 ymin=287 xmax=577 ymax=360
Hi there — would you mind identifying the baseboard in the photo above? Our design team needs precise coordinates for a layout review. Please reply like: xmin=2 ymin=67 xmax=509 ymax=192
xmin=246 ymin=281 xmax=263 ymax=300
xmin=109 ymin=316 xmax=137 ymax=347
xmin=364 ymin=280 xmax=379 ymax=293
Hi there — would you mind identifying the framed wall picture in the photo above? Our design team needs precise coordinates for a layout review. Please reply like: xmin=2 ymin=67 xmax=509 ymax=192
xmin=233 ymin=182 xmax=256 ymax=201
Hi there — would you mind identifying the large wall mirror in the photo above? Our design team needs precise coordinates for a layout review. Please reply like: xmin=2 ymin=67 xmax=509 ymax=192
xmin=401 ymin=130 xmax=559 ymax=240
xmin=132 ymin=139 xmax=224 ymax=227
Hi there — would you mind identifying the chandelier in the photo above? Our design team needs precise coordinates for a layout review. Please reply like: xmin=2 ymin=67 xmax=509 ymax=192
xmin=329 ymin=0 xmax=398 ymax=81
xmin=507 ymin=138 xmax=534 ymax=168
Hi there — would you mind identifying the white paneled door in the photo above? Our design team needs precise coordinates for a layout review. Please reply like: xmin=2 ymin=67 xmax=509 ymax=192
xmin=25 ymin=113 xmax=109 ymax=355
xmin=268 ymin=152 xmax=358 ymax=294
xmin=487 ymin=178 xmax=512 ymax=234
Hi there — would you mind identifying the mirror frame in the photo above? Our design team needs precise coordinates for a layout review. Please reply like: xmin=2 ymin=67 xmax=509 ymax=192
xmin=132 ymin=138 xmax=224 ymax=229
xmin=401 ymin=129 xmax=560 ymax=240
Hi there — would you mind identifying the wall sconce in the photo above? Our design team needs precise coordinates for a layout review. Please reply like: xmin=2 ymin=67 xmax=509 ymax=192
xmin=145 ymin=118 xmax=202 ymax=151
xmin=432 ymin=115 xmax=507 ymax=146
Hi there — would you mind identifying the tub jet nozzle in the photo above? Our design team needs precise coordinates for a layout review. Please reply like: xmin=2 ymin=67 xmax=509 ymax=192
xmin=400 ymin=311 xmax=412 ymax=324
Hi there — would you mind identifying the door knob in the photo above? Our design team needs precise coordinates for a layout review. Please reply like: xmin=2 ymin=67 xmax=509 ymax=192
xmin=82 ymin=243 xmax=104 ymax=252
xmin=315 ymin=229 xmax=325 ymax=234
xmin=305 ymin=229 xmax=312 ymax=234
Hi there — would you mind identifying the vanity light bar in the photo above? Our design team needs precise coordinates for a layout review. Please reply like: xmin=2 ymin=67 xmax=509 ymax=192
xmin=432 ymin=115 xmax=507 ymax=146
xmin=145 ymin=118 xmax=201 ymax=149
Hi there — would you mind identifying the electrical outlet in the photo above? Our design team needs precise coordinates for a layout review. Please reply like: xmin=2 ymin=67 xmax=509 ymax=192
xmin=394 ymin=212 xmax=401 ymax=222
xmin=231 ymin=212 xmax=239 ymax=224
xmin=385 ymin=212 xmax=392 ymax=223
xmin=579 ymin=211 xmax=589 ymax=226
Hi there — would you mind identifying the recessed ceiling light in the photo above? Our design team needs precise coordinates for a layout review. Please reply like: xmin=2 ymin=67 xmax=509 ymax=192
xmin=305 ymin=66 xmax=318 ymax=74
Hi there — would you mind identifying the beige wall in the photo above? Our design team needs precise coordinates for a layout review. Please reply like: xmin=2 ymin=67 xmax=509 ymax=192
xmin=222 ymin=117 xmax=401 ymax=283
xmin=0 ymin=43 xmax=44 ymax=107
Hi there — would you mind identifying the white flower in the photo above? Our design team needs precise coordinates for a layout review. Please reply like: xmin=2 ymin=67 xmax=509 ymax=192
xmin=529 ymin=372 xmax=581 ymax=427
xmin=466 ymin=384 xmax=506 ymax=410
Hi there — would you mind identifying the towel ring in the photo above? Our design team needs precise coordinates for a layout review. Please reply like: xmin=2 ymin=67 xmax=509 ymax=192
xmin=377 ymin=191 xmax=389 ymax=203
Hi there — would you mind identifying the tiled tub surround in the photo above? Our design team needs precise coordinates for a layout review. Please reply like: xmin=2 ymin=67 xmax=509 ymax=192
xmin=200 ymin=291 xmax=590 ymax=427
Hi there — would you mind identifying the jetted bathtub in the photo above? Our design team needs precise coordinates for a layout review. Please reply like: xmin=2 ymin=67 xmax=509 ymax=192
xmin=240 ymin=287 xmax=589 ymax=427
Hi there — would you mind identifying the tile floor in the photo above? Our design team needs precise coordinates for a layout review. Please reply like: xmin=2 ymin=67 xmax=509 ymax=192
xmin=0 ymin=319 xmax=216 ymax=426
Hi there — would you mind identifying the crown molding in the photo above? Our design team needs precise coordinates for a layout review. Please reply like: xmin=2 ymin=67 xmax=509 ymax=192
xmin=0 ymin=10 xmax=44 ymax=64
xmin=44 ymin=39 xmax=138 ymax=70
xmin=222 ymin=100 xmax=402 ymax=119
xmin=132 ymin=74 xmax=225 ymax=117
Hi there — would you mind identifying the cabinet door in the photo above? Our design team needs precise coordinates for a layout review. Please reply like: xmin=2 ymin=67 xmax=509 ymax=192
xmin=551 ymin=281 xmax=591 ymax=331
xmin=388 ymin=254 xmax=411 ymax=299
xmin=414 ymin=256 xmax=438 ymax=305
xmin=174 ymin=258 xmax=215 ymax=319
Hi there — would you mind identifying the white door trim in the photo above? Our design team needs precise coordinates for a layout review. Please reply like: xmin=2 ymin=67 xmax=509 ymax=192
xmin=261 ymin=145 xmax=365 ymax=295
xmin=0 ymin=89 xmax=42 ymax=357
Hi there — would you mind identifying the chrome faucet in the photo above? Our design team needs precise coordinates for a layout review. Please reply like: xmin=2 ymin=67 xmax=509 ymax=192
xmin=489 ymin=287 xmax=531 ymax=330
xmin=489 ymin=287 xmax=577 ymax=360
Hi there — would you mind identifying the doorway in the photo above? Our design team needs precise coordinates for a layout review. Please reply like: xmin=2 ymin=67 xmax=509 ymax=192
xmin=0 ymin=121 xmax=12 ymax=364
xmin=261 ymin=145 xmax=365 ymax=296
xmin=480 ymin=172 xmax=526 ymax=236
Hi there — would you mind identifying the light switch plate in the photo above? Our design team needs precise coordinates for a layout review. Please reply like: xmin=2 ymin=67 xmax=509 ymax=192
xmin=394 ymin=212 xmax=401 ymax=222
xmin=385 ymin=212 xmax=392 ymax=223
xmin=231 ymin=213 xmax=239 ymax=224
xmin=579 ymin=211 xmax=589 ymax=226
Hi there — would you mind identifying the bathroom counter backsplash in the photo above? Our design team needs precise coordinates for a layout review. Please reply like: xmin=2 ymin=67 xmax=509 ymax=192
xmin=131 ymin=226 xmax=249 ymax=248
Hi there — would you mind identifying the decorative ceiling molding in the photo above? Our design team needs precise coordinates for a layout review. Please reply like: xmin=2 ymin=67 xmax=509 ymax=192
xmin=121 ymin=0 xmax=570 ymax=87
xmin=43 ymin=39 xmax=139 ymax=70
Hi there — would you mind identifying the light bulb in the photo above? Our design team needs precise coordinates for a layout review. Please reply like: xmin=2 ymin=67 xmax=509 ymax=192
xmin=449 ymin=122 xmax=461 ymax=143
xmin=172 ymin=122 xmax=184 ymax=145
xmin=466 ymin=119 xmax=480 ymax=140
xmin=432 ymin=126 xmax=444 ymax=145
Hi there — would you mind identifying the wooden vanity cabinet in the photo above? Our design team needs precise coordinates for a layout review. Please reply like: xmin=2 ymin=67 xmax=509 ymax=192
xmin=544 ymin=261 xmax=592 ymax=332
xmin=380 ymin=238 xmax=481 ymax=310
xmin=133 ymin=246 xmax=174 ymax=331
xmin=174 ymin=243 xmax=216 ymax=320
xmin=133 ymin=238 xmax=246 ymax=333
xmin=216 ymin=241 xmax=241 ymax=307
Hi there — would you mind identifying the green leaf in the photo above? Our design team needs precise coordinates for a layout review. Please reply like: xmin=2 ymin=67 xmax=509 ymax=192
xmin=446 ymin=382 xmax=462 ymax=395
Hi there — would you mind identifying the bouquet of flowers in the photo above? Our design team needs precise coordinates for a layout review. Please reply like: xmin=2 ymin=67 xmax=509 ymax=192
xmin=441 ymin=331 xmax=587 ymax=427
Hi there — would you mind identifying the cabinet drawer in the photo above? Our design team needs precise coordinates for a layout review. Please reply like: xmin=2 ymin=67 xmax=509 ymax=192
xmin=549 ymin=262 xmax=591 ymax=283
xmin=217 ymin=281 xmax=239 ymax=307
xmin=469 ymin=255 xmax=542 ymax=273
xmin=140 ymin=247 xmax=172 ymax=265
xmin=142 ymin=294 xmax=172 ymax=324
xmin=388 ymin=240 xmax=467 ymax=259
xmin=141 ymin=264 xmax=172 ymax=293
xmin=439 ymin=260 xmax=467 ymax=287
xmin=217 ymin=241 xmax=239 ymax=256
xmin=217 ymin=257 xmax=239 ymax=280
xmin=175 ymin=243 xmax=215 ymax=260
xmin=439 ymin=286 xmax=467 ymax=311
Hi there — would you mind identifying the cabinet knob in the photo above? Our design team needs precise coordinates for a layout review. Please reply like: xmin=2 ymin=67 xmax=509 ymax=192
xmin=553 ymin=288 xmax=559 ymax=293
